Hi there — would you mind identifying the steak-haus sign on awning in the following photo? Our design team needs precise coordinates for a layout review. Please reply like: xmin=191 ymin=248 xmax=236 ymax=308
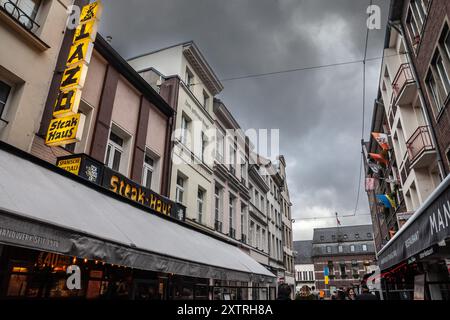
xmin=378 ymin=175 xmax=450 ymax=270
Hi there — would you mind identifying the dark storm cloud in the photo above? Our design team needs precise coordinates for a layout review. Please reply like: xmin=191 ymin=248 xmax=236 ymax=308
xmin=99 ymin=0 xmax=390 ymax=240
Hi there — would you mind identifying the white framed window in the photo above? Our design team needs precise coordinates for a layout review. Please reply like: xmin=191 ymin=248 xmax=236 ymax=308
xmin=0 ymin=0 xmax=42 ymax=31
xmin=326 ymin=246 xmax=332 ymax=254
xmin=180 ymin=115 xmax=190 ymax=146
xmin=262 ymin=229 xmax=266 ymax=252
xmin=229 ymin=143 xmax=236 ymax=174
xmin=338 ymin=245 xmax=343 ymax=253
xmin=185 ymin=67 xmax=194 ymax=87
xmin=350 ymin=245 xmax=356 ymax=252
xmin=106 ymin=131 xmax=124 ymax=172
xmin=197 ymin=187 xmax=205 ymax=224
xmin=215 ymin=131 xmax=224 ymax=162
xmin=214 ymin=185 xmax=222 ymax=223
xmin=229 ymin=194 xmax=235 ymax=237
xmin=176 ymin=174 xmax=185 ymax=204
xmin=256 ymin=225 xmax=261 ymax=249
xmin=362 ymin=244 xmax=368 ymax=252
xmin=142 ymin=154 xmax=156 ymax=190
xmin=0 ymin=80 xmax=11 ymax=121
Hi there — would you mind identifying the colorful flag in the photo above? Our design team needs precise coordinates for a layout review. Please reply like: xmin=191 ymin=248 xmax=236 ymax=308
xmin=369 ymin=153 xmax=388 ymax=165
xmin=372 ymin=132 xmax=390 ymax=150
xmin=365 ymin=178 xmax=376 ymax=191
xmin=376 ymin=194 xmax=396 ymax=208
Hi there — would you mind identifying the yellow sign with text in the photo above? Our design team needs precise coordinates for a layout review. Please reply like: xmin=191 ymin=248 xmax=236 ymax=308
xmin=45 ymin=114 xmax=85 ymax=147
xmin=57 ymin=157 xmax=82 ymax=175
xmin=45 ymin=1 xmax=102 ymax=147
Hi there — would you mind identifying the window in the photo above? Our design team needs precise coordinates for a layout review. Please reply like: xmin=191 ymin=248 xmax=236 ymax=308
xmin=262 ymin=229 xmax=266 ymax=251
xmin=197 ymin=188 xmax=205 ymax=224
xmin=406 ymin=0 xmax=429 ymax=47
xmin=435 ymin=55 xmax=450 ymax=95
xmin=176 ymin=175 xmax=185 ymax=204
xmin=350 ymin=245 xmax=355 ymax=252
xmin=255 ymin=190 xmax=259 ymax=209
xmin=202 ymin=90 xmax=210 ymax=109
xmin=215 ymin=131 xmax=224 ymax=162
xmin=309 ymin=271 xmax=313 ymax=281
xmin=180 ymin=115 xmax=190 ymax=146
xmin=343 ymin=234 xmax=348 ymax=240
xmin=355 ymin=233 xmax=360 ymax=239
xmin=229 ymin=144 xmax=236 ymax=174
xmin=426 ymin=71 xmax=444 ymax=114
xmin=367 ymin=233 xmax=372 ymax=239
xmin=256 ymin=225 xmax=261 ymax=249
xmin=260 ymin=196 xmax=265 ymax=212
xmin=214 ymin=186 xmax=222 ymax=227
xmin=340 ymin=262 xmax=346 ymax=276
xmin=106 ymin=131 xmax=123 ymax=172
xmin=326 ymin=246 xmax=332 ymax=254
xmin=332 ymin=235 xmax=336 ymax=241
xmin=362 ymin=244 xmax=368 ymax=252
xmin=320 ymin=235 xmax=325 ymax=241
xmin=338 ymin=245 xmax=343 ymax=253
xmin=201 ymin=131 xmax=207 ymax=162
xmin=0 ymin=0 xmax=42 ymax=31
xmin=185 ymin=67 xmax=194 ymax=87
xmin=142 ymin=154 xmax=154 ymax=190
xmin=249 ymin=221 xmax=255 ymax=246
xmin=0 ymin=80 xmax=11 ymax=120
xmin=229 ymin=195 xmax=235 ymax=237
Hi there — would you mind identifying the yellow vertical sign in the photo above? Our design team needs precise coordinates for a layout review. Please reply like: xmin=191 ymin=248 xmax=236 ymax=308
xmin=46 ymin=1 xmax=102 ymax=146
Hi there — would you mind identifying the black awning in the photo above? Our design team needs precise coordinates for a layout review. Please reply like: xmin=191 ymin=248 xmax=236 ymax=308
xmin=378 ymin=175 xmax=450 ymax=270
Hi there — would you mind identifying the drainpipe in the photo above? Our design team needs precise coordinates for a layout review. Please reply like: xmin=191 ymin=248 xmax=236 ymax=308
xmin=388 ymin=20 xmax=447 ymax=181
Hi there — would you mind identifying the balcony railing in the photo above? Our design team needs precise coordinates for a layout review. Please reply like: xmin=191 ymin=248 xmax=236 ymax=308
xmin=392 ymin=63 xmax=415 ymax=103
xmin=406 ymin=126 xmax=434 ymax=164
xmin=0 ymin=0 xmax=40 ymax=32
xmin=214 ymin=220 xmax=223 ymax=233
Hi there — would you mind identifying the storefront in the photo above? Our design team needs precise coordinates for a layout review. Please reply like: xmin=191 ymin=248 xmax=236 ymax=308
xmin=377 ymin=174 xmax=450 ymax=300
xmin=0 ymin=142 xmax=276 ymax=300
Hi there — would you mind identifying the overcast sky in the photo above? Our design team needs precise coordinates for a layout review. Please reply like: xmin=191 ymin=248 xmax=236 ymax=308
xmin=98 ymin=0 xmax=390 ymax=240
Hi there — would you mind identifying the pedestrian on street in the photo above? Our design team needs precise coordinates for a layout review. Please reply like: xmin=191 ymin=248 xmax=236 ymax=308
xmin=355 ymin=284 xmax=379 ymax=300
xmin=346 ymin=287 xmax=356 ymax=300
xmin=276 ymin=283 xmax=292 ymax=300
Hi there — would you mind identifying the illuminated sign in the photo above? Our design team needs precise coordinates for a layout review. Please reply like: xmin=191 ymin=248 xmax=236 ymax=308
xmin=57 ymin=154 xmax=104 ymax=185
xmin=103 ymin=168 xmax=186 ymax=221
xmin=57 ymin=157 xmax=82 ymax=175
xmin=45 ymin=114 xmax=85 ymax=146
xmin=46 ymin=1 xmax=102 ymax=145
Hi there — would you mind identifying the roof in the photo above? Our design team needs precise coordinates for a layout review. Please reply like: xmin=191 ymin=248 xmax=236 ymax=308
xmin=0 ymin=142 xmax=275 ymax=282
xmin=293 ymin=240 xmax=313 ymax=264
xmin=128 ymin=41 xmax=224 ymax=96
xmin=312 ymin=225 xmax=374 ymax=243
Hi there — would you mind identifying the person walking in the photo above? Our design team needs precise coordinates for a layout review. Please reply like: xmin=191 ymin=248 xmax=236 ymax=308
xmin=276 ymin=283 xmax=292 ymax=300
xmin=355 ymin=284 xmax=379 ymax=300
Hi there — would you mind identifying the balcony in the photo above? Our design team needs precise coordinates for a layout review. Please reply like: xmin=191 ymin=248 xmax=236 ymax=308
xmin=406 ymin=126 xmax=436 ymax=168
xmin=392 ymin=63 xmax=416 ymax=106
xmin=0 ymin=0 xmax=40 ymax=32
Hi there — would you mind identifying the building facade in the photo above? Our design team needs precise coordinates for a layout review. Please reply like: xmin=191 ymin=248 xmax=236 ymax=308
xmin=128 ymin=42 xmax=224 ymax=233
xmin=364 ymin=0 xmax=450 ymax=301
xmin=0 ymin=0 xmax=75 ymax=151
xmin=311 ymin=225 xmax=377 ymax=298
xmin=294 ymin=240 xmax=316 ymax=292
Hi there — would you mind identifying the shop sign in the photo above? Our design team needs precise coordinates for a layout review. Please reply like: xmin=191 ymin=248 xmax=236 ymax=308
xmin=45 ymin=1 xmax=102 ymax=146
xmin=37 ymin=252 xmax=71 ymax=268
xmin=378 ymin=178 xmax=450 ymax=270
xmin=102 ymin=168 xmax=186 ymax=222
xmin=45 ymin=114 xmax=85 ymax=146
xmin=57 ymin=154 xmax=104 ymax=185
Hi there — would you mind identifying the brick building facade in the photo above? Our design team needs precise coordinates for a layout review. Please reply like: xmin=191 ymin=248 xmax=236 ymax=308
xmin=312 ymin=225 xmax=377 ymax=297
